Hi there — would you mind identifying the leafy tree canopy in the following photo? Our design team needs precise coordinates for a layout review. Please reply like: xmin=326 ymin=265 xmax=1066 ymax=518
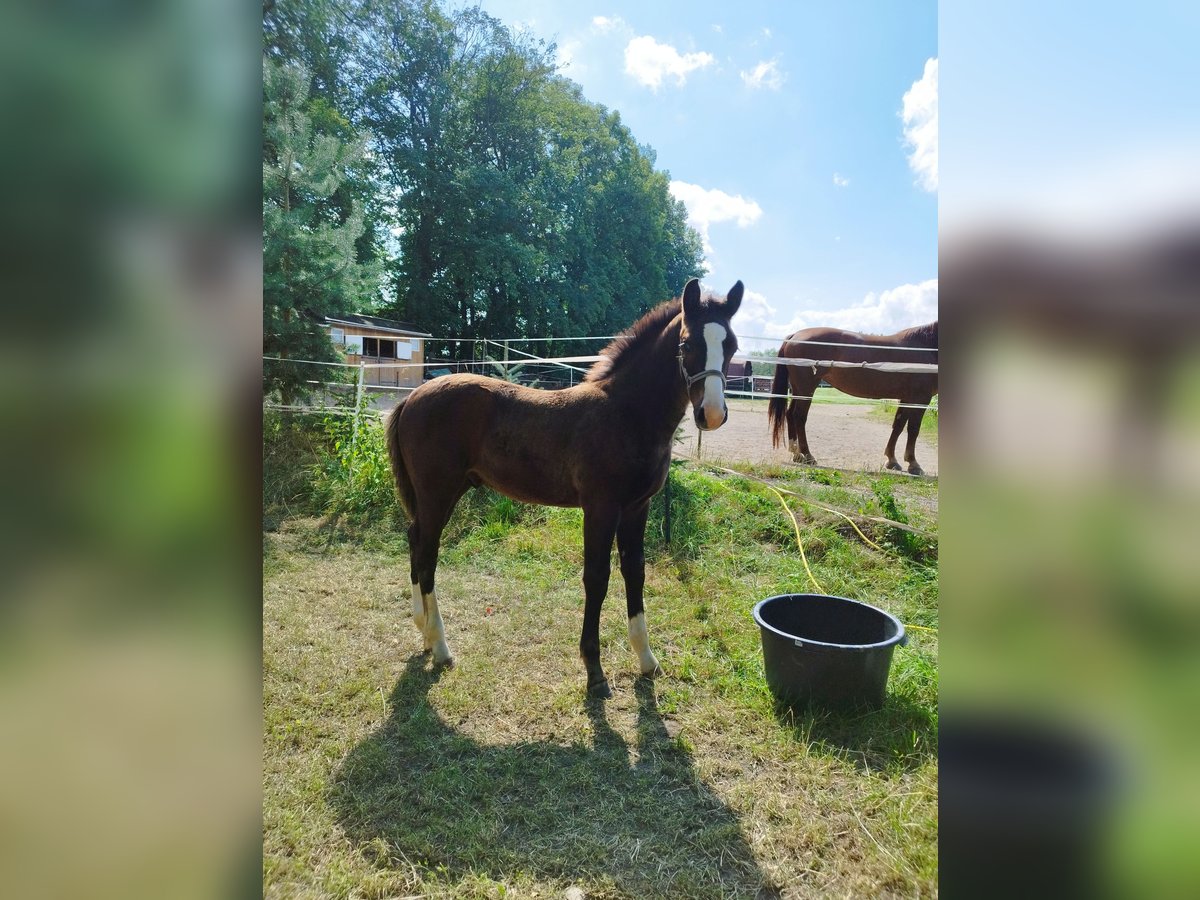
xmin=263 ymin=0 xmax=705 ymax=381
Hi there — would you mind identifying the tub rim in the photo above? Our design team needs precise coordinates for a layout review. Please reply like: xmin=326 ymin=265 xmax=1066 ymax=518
xmin=752 ymin=592 xmax=908 ymax=652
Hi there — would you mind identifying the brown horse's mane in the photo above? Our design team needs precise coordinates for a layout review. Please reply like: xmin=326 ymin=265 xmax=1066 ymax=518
xmin=584 ymin=298 xmax=680 ymax=383
xmin=901 ymin=320 xmax=938 ymax=347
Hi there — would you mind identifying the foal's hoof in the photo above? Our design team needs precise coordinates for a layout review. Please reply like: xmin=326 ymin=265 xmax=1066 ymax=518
xmin=431 ymin=642 xmax=454 ymax=668
xmin=639 ymin=662 xmax=665 ymax=679
xmin=587 ymin=678 xmax=613 ymax=700
xmin=907 ymin=465 xmax=925 ymax=477
xmin=885 ymin=459 xmax=902 ymax=472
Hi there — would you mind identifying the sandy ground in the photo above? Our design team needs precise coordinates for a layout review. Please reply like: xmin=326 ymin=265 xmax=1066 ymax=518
xmin=675 ymin=399 xmax=939 ymax=476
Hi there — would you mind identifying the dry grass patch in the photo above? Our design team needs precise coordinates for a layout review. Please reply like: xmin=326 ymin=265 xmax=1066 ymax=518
xmin=265 ymin=466 xmax=937 ymax=898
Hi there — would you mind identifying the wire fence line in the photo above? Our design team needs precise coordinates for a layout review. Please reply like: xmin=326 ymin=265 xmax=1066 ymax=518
xmin=263 ymin=351 xmax=939 ymax=409
xmin=430 ymin=333 xmax=939 ymax=352
xmin=263 ymin=354 xmax=938 ymax=376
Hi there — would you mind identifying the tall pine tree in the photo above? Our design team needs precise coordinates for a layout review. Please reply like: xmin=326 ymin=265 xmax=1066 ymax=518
xmin=263 ymin=58 xmax=379 ymax=403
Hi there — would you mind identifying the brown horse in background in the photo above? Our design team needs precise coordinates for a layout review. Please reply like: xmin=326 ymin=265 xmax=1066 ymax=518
xmin=768 ymin=322 xmax=938 ymax=475
xmin=386 ymin=279 xmax=743 ymax=697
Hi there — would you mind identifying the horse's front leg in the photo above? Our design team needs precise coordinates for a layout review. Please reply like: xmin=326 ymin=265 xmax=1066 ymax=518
xmin=581 ymin=502 xmax=620 ymax=698
xmin=618 ymin=500 xmax=662 ymax=678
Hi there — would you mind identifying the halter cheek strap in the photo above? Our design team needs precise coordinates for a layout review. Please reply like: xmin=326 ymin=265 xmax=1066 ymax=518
xmin=678 ymin=344 xmax=727 ymax=392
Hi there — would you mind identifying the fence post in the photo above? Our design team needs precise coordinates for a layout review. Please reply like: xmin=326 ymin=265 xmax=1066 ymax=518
xmin=663 ymin=468 xmax=672 ymax=548
xmin=351 ymin=361 xmax=365 ymax=452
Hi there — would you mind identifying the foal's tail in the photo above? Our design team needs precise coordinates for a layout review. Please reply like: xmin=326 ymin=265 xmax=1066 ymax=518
xmin=768 ymin=363 xmax=790 ymax=448
xmin=385 ymin=399 xmax=417 ymax=520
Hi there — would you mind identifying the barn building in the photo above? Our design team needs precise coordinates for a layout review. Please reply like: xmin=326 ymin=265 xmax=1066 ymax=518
xmin=319 ymin=313 xmax=432 ymax=390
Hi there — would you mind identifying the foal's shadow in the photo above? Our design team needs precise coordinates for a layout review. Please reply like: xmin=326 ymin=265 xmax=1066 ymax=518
xmin=331 ymin=655 xmax=776 ymax=898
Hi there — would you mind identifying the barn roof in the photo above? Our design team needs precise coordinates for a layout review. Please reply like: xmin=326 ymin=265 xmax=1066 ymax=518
xmin=319 ymin=313 xmax=432 ymax=338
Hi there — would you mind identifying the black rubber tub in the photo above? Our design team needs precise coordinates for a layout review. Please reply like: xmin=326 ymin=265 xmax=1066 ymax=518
xmin=752 ymin=593 xmax=907 ymax=711
xmin=940 ymin=712 xmax=1121 ymax=898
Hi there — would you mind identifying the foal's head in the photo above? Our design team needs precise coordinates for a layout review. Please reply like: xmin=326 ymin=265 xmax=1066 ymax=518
xmin=678 ymin=278 xmax=743 ymax=431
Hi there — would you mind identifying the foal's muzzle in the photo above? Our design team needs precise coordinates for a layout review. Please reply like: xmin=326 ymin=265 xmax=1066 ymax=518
xmin=694 ymin=404 xmax=729 ymax=431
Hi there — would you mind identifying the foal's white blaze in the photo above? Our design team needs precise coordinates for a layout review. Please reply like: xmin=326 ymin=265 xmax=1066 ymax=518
xmin=628 ymin=612 xmax=661 ymax=675
xmin=701 ymin=322 xmax=728 ymax=430
xmin=422 ymin=589 xmax=453 ymax=665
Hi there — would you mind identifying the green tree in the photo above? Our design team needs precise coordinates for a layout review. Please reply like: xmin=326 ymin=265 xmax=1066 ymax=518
xmin=262 ymin=0 xmax=706 ymax=363
xmin=264 ymin=0 xmax=386 ymax=283
xmin=355 ymin=1 xmax=705 ymax=347
xmin=263 ymin=58 xmax=379 ymax=403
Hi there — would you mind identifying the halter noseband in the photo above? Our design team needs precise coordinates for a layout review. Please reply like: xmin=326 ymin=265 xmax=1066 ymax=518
xmin=678 ymin=342 xmax=727 ymax=393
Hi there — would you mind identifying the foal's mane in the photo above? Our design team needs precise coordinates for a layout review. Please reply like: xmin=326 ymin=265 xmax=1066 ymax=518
xmin=585 ymin=299 xmax=680 ymax=383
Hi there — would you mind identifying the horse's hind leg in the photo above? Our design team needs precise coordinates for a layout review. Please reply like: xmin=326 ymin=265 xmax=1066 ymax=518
xmin=412 ymin=482 xmax=469 ymax=667
xmin=904 ymin=399 xmax=932 ymax=476
xmin=884 ymin=406 xmax=907 ymax=471
xmin=788 ymin=369 xmax=818 ymax=464
xmin=408 ymin=523 xmax=427 ymax=643
xmin=785 ymin=401 xmax=798 ymax=456
xmin=790 ymin=397 xmax=816 ymax=464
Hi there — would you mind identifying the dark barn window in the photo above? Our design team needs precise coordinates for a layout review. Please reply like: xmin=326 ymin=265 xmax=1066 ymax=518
xmin=379 ymin=339 xmax=396 ymax=358
xmin=362 ymin=337 xmax=378 ymax=357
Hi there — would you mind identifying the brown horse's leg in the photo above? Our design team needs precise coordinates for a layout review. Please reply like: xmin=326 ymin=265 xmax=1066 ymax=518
xmin=581 ymin=501 xmax=620 ymax=698
xmin=788 ymin=368 xmax=819 ymax=464
xmin=618 ymin=500 xmax=661 ymax=678
xmin=412 ymin=482 xmax=469 ymax=667
xmin=790 ymin=397 xmax=816 ymax=464
xmin=786 ymin=400 xmax=798 ymax=456
xmin=904 ymin=399 xmax=932 ymax=476
xmin=884 ymin=406 xmax=907 ymax=471
xmin=407 ymin=523 xmax=429 ymax=646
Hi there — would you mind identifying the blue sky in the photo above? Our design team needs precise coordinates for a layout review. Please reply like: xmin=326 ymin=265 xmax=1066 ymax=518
xmin=941 ymin=1 xmax=1200 ymax=235
xmin=472 ymin=0 xmax=938 ymax=344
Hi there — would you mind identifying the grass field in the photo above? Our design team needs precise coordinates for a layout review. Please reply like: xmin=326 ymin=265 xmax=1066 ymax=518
xmin=264 ymin=422 xmax=938 ymax=898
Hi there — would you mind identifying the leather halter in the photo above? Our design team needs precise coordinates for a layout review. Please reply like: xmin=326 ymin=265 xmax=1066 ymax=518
xmin=678 ymin=342 xmax=727 ymax=393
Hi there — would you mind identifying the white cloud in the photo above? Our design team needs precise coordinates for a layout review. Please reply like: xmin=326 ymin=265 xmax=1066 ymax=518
xmin=712 ymin=24 xmax=724 ymax=34
xmin=762 ymin=27 xmax=773 ymax=39
xmin=832 ymin=172 xmax=850 ymax=187
xmin=942 ymin=144 xmax=1200 ymax=237
xmin=624 ymin=36 xmax=715 ymax=90
xmin=902 ymin=58 xmax=938 ymax=192
xmin=740 ymin=59 xmax=785 ymax=91
xmin=668 ymin=181 xmax=763 ymax=261
xmin=555 ymin=39 xmax=582 ymax=74
xmin=591 ymin=16 xmax=626 ymax=34
xmin=736 ymin=280 xmax=939 ymax=341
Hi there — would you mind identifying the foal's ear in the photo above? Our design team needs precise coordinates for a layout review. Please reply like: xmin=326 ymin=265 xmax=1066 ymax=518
xmin=724 ymin=280 xmax=744 ymax=316
xmin=681 ymin=278 xmax=703 ymax=317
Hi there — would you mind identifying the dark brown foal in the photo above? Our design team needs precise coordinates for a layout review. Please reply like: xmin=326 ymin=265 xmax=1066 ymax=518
xmin=386 ymin=279 xmax=743 ymax=696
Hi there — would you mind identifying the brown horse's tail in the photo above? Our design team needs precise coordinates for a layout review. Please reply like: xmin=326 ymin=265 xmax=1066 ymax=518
xmin=768 ymin=363 xmax=790 ymax=448
xmin=385 ymin=399 xmax=416 ymax=520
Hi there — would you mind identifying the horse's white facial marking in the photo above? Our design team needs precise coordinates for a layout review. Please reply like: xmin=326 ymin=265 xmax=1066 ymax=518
xmin=701 ymin=322 xmax=727 ymax=429
xmin=422 ymin=589 xmax=453 ymax=665
xmin=628 ymin=612 xmax=661 ymax=675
